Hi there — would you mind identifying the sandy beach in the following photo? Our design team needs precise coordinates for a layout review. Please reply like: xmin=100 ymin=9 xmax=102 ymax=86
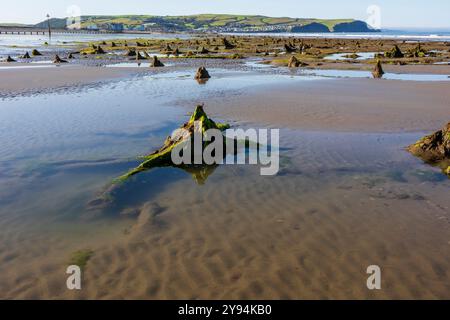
xmin=0 ymin=63 xmax=147 ymax=96
xmin=1 ymin=34 xmax=449 ymax=300
xmin=203 ymin=77 xmax=450 ymax=133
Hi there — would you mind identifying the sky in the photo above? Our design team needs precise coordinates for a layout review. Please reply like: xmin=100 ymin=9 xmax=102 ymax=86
xmin=1 ymin=0 xmax=450 ymax=29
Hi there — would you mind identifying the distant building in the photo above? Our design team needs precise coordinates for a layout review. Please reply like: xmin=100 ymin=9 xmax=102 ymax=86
xmin=85 ymin=24 xmax=98 ymax=31
xmin=108 ymin=23 xmax=124 ymax=32
xmin=133 ymin=25 xmax=145 ymax=31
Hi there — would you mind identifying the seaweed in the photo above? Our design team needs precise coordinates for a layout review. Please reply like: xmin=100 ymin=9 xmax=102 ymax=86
xmin=87 ymin=106 xmax=240 ymax=210
xmin=385 ymin=45 xmax=404 ymax=58
xmin=32 ymin=49 xmax=42 ymax=56
xmin=287 ymin=55 xmax=307 ymax=68
xmin=116 ymin=105 xmax=229 ymax=181
xmin=342 ymin=53 xmax=361 ymax=59
xmin=407 ymin=122 xmax=450 ymax=177
xmin=68 ymin=249 xmax=94 ymax=270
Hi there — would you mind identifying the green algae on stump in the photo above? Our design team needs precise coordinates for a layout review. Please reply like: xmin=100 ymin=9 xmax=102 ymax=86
xmin=117 ymin=105 xmax=230 ymax=181
xmin=287 ymin=55 xmax=307 ymax=68
xmin=93 ymin=45 xmax=106 ymax=54
xmin=408 ymin=122 xmax=450 ymax=177
xmin=81 ymin=45 xmax=106 ymax=55
xmin=408 ymin=122 xmax=450 ymax=162
xmin=407 ymin=44 xmax=428 ymax=58
xmin=342 ymin=53 xmax=361 ymax=59
xmin=69 ymin=249 xmax=94 ymax=270
xmin=385 ymin=45 xmax=404 ymax=58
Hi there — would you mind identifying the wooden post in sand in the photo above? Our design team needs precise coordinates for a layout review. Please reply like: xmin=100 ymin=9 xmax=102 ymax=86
xmin=46 ymin=14 xmax=52 ymax=43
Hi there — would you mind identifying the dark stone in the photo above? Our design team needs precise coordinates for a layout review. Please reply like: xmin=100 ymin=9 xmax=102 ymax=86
xmin=53 ymin=54 xmax=68 ymax=63
xmin=194 ymin=66 xmax=211 ymax=79
xmin=372 ymin=60 xmax=385 ymax=78
xmin=151 ymin=56 xmax=164 ymax=67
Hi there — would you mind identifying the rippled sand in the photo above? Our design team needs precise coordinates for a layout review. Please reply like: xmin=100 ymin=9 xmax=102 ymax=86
xmin=0 ymin=70 xmax=449 ymax=299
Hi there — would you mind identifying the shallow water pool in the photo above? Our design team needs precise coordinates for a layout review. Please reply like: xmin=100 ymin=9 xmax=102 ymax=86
xmin=0 ymin=69 xmax=449 ymax=299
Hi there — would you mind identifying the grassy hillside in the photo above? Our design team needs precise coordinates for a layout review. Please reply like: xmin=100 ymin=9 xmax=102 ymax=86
xmin=0 ymin=23 xmax=31 ymax=27
xmin=33 ymin=14 xmax=376 ymax=32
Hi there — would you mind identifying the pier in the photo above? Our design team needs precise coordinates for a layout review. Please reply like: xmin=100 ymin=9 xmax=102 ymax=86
xmin=0 ymin=26 xmax=114 ymax=35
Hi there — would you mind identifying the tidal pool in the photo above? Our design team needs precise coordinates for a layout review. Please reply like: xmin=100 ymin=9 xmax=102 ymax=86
xmin=324 ymin=52 xmax=381 ymax=61
xmin=301 ymin=68 xmax=450 ymax=81
xmin=0 ymin=69 xmax=449 ymax=299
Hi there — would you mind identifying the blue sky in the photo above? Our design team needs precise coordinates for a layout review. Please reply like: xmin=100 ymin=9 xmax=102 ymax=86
xmin=1 ymin=0 xmax=450 ymax=29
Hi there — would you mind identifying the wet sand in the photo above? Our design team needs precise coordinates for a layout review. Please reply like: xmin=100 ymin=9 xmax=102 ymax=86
xmin=0 ymin=64 xmax=147 ymax=95
xmin=2 ymin=130 xmax=449 ymax=300
xmin=316 ymin=62 xmax=450 ymax=75
xmin=1 ymin=47 xmax=450 ymax=299
xmin=2 ymin=62 xmax=448 ymax=135
xmin=202 ymin=77 xmax=450 ymax=133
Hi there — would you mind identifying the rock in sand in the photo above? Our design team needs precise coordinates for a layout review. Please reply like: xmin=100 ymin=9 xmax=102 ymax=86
xmin=222 ymin=38 xmax=236 ymax=49
xmin=385 ymin=45 xmax=404 ymax=58
xmin=53 ymin=54 xmax=68 ymax=63
xmin=32 ymin=49 xmax=42 ymax=56
xmin=372 ymin=60 xmax=385 ymax=78
xmin=408 ymin=122 xmax=450 ymax=177
xmin=284 ymin=43 xmax=297 ymax=53
xmin=194 ymin=66 xmax=211 ymax=80
xmin=151 ymin=56 xmax=164 ymax=67
xmin=287 ymin=56 xmax=307 ymax=68
xmin=199 ymin=47 xmax=210 ymax=54
xmin=408 ymin=122 xmax=450 ymax=163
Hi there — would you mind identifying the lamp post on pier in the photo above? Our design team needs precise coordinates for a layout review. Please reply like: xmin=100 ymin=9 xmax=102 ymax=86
xmin=46 ymin=14 xmax=52 ymax=42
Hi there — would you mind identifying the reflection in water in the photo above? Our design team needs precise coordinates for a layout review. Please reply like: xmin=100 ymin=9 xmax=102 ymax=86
xmin=196 ymin=78 xmax=210 ymax=85
xmin=88 ymin=164 xmax=220 ymax=213
xmin=323 ymin=52 xmax=381 ymax=61
xmin=300 ymin=68 xmax=450 ymax=81
xmin=182 ymin=164 xmax=219 ymax=185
